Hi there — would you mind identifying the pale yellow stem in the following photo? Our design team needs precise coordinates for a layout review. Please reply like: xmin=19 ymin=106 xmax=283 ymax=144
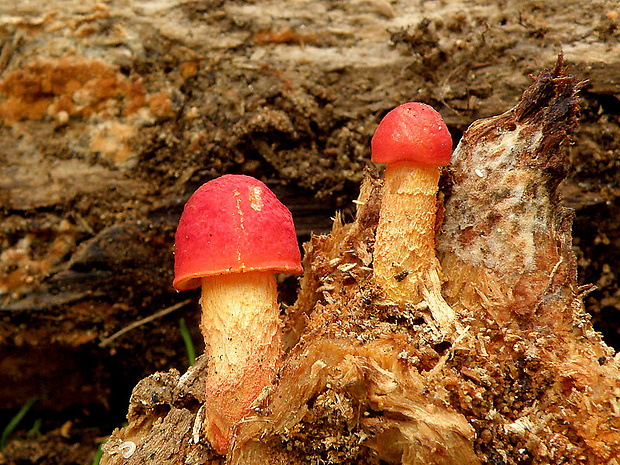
xmin=199 ymin=271 xmax=283 ymax=454
xmin=373 ymin=162 xmax=458 ymax=329
xmin=374 ymin=161 xmax=440 ymax=304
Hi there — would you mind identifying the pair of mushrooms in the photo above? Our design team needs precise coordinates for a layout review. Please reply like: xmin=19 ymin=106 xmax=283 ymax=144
xmin=173 ymin=102 xmax=452 ymax=454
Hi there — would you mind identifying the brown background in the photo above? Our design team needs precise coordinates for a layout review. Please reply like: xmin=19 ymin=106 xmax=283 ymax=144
xmin=0 ymin=0 xmax=618 ymax=462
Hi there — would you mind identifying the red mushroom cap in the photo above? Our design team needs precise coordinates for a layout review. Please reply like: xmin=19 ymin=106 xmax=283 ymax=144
xmin=371 ymin=102 xmax=452 ymax=167
xmin=173 ymin=174 xmax=303 ymax=292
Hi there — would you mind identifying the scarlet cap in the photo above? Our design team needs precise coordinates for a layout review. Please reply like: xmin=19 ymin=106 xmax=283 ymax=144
xmin=371 ymin=102 xmax=452 ymax=166
xmin=173 ymin=175 xmax=303 ymax=291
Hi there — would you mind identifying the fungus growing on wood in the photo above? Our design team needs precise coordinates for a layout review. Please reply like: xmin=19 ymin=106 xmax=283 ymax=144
xmin=173 ymin=174 xmax=303 ymax=454
xmin=101 ymin=59 xmax=620 ymax=465
xmin=371 ymin=102 xmax=456 ymax=326
xmin=102 ymin=60 xmax=620 ymax=465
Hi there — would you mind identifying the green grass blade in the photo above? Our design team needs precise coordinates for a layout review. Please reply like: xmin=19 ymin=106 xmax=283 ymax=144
xmin=92 ymin=441 xmax=105 ymax=465
xmin=179 ymin=317 xmax=196 ymax=366
xmin=27 ymin=418 xmax=42 ymax=437
xmin=1 ymin=397 xmax=38 ymax=450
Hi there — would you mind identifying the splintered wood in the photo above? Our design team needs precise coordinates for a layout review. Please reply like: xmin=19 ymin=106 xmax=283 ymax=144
xmin=102 ymin=60 xmax=620 ymax=464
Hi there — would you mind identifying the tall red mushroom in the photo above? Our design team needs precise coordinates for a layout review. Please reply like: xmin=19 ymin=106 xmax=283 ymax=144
xmin=371 ymin=102 xmax=456 ymax=326
xmin=173 ymin=174 xmax=302 ymax=454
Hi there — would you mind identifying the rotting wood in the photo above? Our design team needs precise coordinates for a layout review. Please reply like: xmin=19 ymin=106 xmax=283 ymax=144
xmin=0 ymin=1 xmax=619 ymax=462
xmin=101 ymin=60 xmax=620 ymax=464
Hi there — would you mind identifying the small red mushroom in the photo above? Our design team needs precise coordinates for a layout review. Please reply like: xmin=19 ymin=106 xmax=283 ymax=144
xmin=174 ymin=174 xmax=302 ymax=454
xmin=371 ymin=102 xmax=453 ymax=317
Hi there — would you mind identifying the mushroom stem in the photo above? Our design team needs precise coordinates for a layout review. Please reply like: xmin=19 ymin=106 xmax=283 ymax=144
xmin=199 ymin=270 xmax=283 ymax=454
xmin=373 ymin=162 xmax=458 ymax=329
xmin=374 ymin=161 xmax=441 ymax=303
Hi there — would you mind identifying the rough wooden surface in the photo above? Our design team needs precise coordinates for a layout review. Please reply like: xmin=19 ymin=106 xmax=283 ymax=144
xmin=0 ymin=1 xmax=619 ymax=463
xmin=101 ymin=64 xmax=620 ymax=464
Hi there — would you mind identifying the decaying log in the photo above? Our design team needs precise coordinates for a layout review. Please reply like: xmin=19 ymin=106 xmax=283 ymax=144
xmin=102 ymin=60 xmax=620 ymax=464
xmin=1 ymin=0 xmax=619 ymax=431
